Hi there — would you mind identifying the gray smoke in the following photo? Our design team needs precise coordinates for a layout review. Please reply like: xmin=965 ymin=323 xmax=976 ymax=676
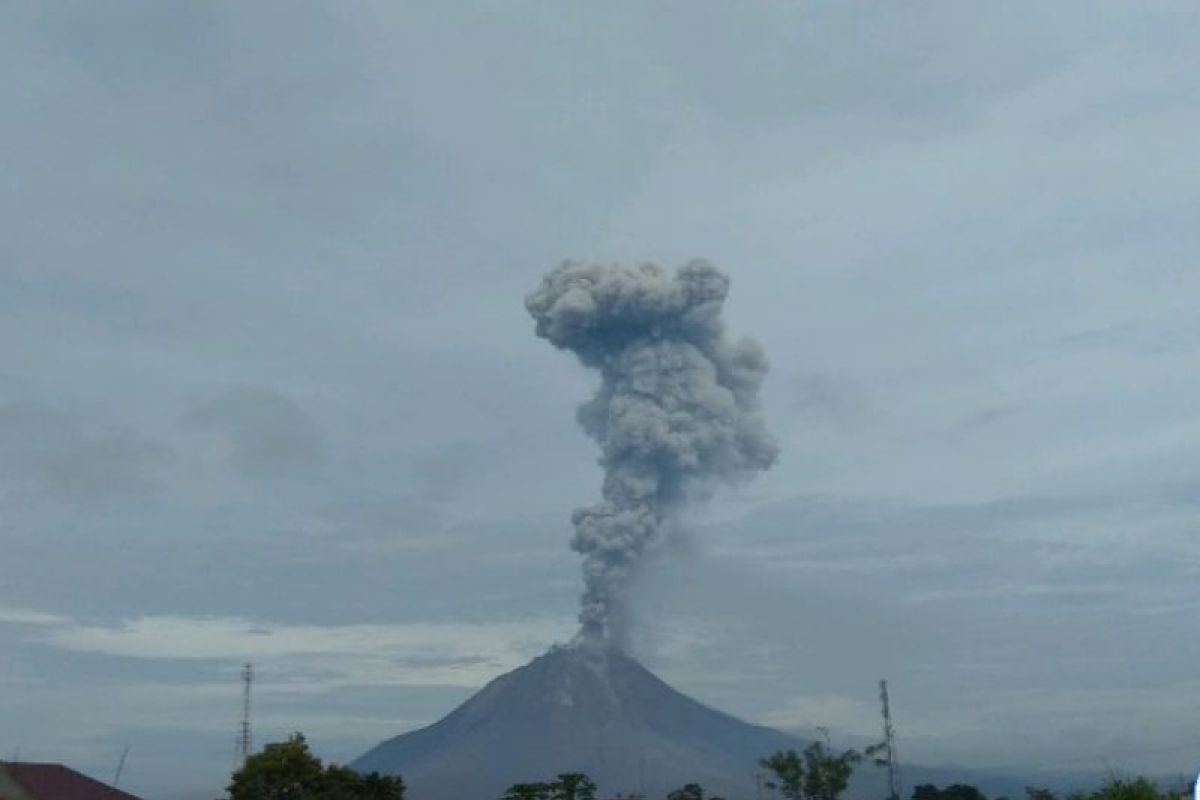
xmin=526 ymin=261 xmax=778 ymax=648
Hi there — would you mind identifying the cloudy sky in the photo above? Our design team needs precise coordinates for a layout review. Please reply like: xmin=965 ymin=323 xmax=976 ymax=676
xmin=4 ymin=2 xmax=1200 ymax=798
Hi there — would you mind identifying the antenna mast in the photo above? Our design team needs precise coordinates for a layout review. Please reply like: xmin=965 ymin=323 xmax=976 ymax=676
xmin=879 ymin=679 xmax=900 ymax=800
xmin=113 ymin=745 xmax=130 ymax=788
xmin=237 ymin=663 xmax=253 ymax=763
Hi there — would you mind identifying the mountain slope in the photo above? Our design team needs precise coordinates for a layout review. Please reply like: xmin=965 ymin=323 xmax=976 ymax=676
xmin=354 ymin=644 xmax=1099 ymax=800
xmin=352 ymin=644 xmax=803 ymax=799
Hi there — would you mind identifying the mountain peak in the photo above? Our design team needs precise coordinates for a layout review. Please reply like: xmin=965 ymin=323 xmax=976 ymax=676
xmin=352 ymin=646 xmax=803 ymax=800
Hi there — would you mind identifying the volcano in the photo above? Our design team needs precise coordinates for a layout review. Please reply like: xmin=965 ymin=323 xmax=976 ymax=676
xmin=352 ymin=644 xmax=806 ymax=799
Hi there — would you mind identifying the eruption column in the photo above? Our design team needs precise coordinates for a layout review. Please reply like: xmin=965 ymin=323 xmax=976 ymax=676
xmin=526 ymin=261 xmax=777 ymax=648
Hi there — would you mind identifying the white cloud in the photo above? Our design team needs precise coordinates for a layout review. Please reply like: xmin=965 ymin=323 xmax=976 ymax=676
xmin=0 ymin=604 xmax=69 ymax=626
xmin=37 ymin=613 xmax=576 ymax=688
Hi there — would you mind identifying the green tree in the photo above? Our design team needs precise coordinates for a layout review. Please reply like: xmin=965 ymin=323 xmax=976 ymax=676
xmin=1026 ymin=777 xmax=1167 ymax=800
xmin=761 ymin=749 xmax=805 ymax=800
xmin=1092 ymin=778 xmax=1164 ymax=800
xmin=225 ymin=733 xmax=404 ymax=800
xmin=502 ymin=782 xmax=556 ymax=800
xmin=554 ymin=773 xmax=598 ymax=800
xmin=760 ymin=742 xmax=863 ymax=800
xmin=1025 ymin=789 xmax=1059 ymax=800
xmin=502 ymin=773 xmax=599 ymax=800
xmin=227 ymin=733 xmax=325 ymax=800
xmin=912 ymin=784 xmax=987 ymax=800
xmin=361 ymin=772 xmax=407 ymax=800
xmin=323 ymin=765 xmax=405 ymax=800
xmin=943 ymin=785 xmax=987 ymax=800
xmin=667 ymin=784 xmax=705 ymax=800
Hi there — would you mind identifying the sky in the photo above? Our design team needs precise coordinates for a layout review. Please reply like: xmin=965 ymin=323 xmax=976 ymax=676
xmin=3 ymin=2 xmax=1200 ymax=798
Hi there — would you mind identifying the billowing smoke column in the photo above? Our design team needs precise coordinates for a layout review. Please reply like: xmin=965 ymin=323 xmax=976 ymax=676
xmin=526 ymin=261 xmax=778 ymax=649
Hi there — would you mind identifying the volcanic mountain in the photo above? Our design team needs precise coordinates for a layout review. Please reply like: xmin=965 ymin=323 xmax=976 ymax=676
xmin=352 ymin=644 xmax=805 ymax=800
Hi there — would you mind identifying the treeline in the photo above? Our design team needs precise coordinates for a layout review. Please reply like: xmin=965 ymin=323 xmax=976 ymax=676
xmin=222 ymin=733 xmax=1193 ymax=800
xmin=911 ymin=777 xmax=1190 ymax=800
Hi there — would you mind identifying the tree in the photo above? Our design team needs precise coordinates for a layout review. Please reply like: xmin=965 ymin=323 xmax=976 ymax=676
xmin=323 ymin=765 xmax=406 ymax=800
xmin=227 ymin=733 xmax=325 ymax=800
xmin=912 ymin=785 xmax=987 ymax=800
xmin=502 ymin=773 xmax=598 ymax=800
xmin=1026 ymin=777 xmax=1167 ymax=800
xmin=1025 ymin=789 xmax=1059 ymax=800
xmin=358 ymin=773 xmax=407 ymax=800
xmin=554 ymin=773 xmax=598 ymax=800
xmin=226 ymin=733 xmax=404 ymax=800
xmin=502 ymin=782 xmax=556 ymax=800
xmin=760 ymin=742 xmax=863 ymax=800
xmin=667 ymin=785 xmax=705 ymax=800
xmin=1092 ymin=778 xmax=1164 ymax=800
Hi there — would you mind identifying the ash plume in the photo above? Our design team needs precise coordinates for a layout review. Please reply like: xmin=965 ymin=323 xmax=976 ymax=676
xmin=526 ymin=261 xmax=777 ymax=648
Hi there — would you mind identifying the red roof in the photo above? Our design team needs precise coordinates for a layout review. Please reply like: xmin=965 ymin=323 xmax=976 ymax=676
xmin=0 ymin=762 xmax=144 ymax=800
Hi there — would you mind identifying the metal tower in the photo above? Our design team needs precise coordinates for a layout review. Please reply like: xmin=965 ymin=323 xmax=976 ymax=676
xmin=879 ymin=679 xmax=900 ymax=800
xmin=237 ymin=663 xmax=253 ymax=762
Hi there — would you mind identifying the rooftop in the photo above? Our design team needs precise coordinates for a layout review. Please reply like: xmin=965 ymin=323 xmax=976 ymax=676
xmin=0 ymin=762 xmax=143 ymax=800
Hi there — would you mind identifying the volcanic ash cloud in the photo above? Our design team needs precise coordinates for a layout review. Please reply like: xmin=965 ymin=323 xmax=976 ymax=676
xmin=526 ymin=260 xmax=778 ymax=648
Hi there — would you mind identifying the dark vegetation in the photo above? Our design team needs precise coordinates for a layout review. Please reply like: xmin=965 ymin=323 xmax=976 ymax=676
xmin=498 ymin=772 xmax=598 ymax=800
xmin=225 ymin=733 xmax=1194 ymax=800
xmin=224 ymin=733 xmax=405 ymax=800
xmin=758 ymin=742 xmax=876 ymax=800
